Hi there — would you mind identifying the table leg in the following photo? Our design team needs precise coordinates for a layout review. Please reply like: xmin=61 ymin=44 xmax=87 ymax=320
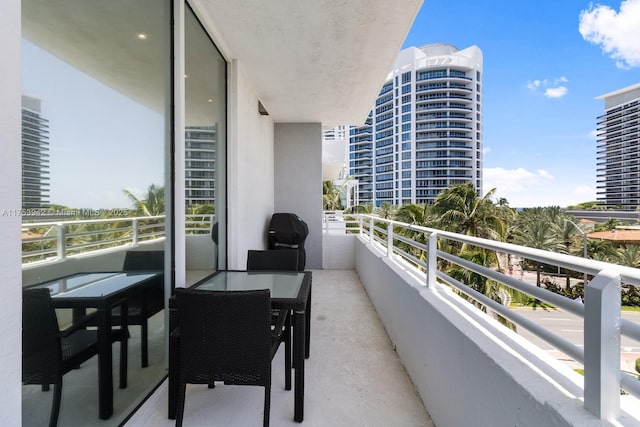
xmin=119 ymin=300 xmax=128 ymax=389
xmin=305 ymin=285 xmax=311 ymax=359
xmin=97 ymin=308 xmax=114 ymax=420
xmin=294 ymin=309 xmax=305 ymax=422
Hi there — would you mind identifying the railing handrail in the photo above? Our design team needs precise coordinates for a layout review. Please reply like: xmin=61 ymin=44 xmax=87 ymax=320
xmin=322 ymin=210 xmax=640 ymax=419
xmin=21 ymin=214 xmax=215 ymax=265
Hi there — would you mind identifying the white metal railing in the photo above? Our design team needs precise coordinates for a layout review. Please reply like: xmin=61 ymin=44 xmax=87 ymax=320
xmin=323 ymin=211 xmax=640 ymax=420
xmin=21 ymin=214 xmax=215 ymax=264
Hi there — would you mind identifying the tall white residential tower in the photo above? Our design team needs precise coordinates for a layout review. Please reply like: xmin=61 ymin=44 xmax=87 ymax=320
xmin=349 ymin=43 xmax=483 ymax=206
xmin=596 ymin=82 xmax=640 ymax=209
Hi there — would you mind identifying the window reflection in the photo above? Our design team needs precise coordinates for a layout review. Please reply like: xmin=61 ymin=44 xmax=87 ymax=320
xmin=21 ymin=1 xmax=170 ymax=425
xmin=185 ymin=5 xmax=227 ymax=270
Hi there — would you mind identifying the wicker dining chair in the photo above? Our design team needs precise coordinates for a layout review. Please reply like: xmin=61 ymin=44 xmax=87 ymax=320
xmin=120 ymin=250 xmax=164 ymax=367
xmin=22 ymin=288 xmax=127 ymax=427
xmin=172 ymin=288 xmax=289 ymax=427
xmin=246 ymin=248 xmax=299 ymax=389
xmin=246 ymin=249 xmax=299 ymax=271
xmin=86 ymin=250 xmax=164 ymax=367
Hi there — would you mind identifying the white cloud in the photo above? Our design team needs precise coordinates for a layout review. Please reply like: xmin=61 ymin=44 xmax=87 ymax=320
xmin=526 ymin=80 xmax=542 ymax=91
xmin=579 ymin=0 xmax=640 ymax=69
xmin=483 ymin=167 xmax=595 ymax=207
xmin=544 ymin=86 xmax=568 ymax=98
xmin=484 ymin=167 xmax=554 ymax=194
xmin=483 ymin=146 xmax=492 ymax=155
xmin=526 ymin=77 xmax=569 ymax=98
xmin=573 ymin=185 xmax=596 ymax=198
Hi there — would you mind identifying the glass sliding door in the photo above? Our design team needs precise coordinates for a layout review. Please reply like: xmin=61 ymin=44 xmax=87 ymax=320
xmin=184 ymin=4 xmax=227 ymax=274
xmin=21 ymin=1 xmax=171 ymax=425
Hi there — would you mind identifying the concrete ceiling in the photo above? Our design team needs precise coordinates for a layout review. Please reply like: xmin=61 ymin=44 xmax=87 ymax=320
xmin=192 ymin=0 xmax=423 ymax=126
xmin=22 ymin=0 xmax=423 ymax=127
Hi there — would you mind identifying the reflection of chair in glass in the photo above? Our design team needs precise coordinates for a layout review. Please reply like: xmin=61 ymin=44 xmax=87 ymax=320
xmin=22 ymin=288 xmax=127 ymax=427
xmin=246 ymin=249 xmax=299 ymax=271
xmin=119 ymin=250 xmax=164 ymax=367
xmin=172 ymin=288 xmax=290 ymax=427
xmin=87 ymin=250 xmax=164 ymax=367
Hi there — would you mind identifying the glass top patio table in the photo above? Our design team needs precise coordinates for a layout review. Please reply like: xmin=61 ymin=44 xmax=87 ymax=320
xmin=32 ymin=272 xmax=158 ymax=298
xmin=193 ymin=271 xmax=305 ymax=299
xmin=27 ymin=271 xmax=162 ymax=420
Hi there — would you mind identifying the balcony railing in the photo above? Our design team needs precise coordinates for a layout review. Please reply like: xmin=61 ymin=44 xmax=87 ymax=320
xmin=322 ymin=211 xmax=640 ymax=421
xmin=21 ymin=214 xmax=214 ymax=264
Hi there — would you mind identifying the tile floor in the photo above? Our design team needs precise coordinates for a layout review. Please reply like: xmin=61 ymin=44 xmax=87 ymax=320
xmin=127 ymin=269 xmax=434 ymax=427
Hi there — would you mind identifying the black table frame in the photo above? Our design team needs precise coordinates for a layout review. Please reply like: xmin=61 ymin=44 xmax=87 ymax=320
xmin=26 ymin=271 xmax=162 ymax=420
xmin=167 ymin=270 xmax=312 ymax=422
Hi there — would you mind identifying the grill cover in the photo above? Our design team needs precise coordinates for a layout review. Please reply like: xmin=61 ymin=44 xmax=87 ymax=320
xmin=267 ymin=213 xmax=308 ymax=271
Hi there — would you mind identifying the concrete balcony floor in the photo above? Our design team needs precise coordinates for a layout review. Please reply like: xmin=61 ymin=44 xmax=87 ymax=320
xmin=129 ymin=269 xmax=434 ymax=426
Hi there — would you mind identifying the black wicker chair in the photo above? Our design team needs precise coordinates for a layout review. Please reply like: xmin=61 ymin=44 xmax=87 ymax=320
xmin=246 ymin=249 xmax=299 ymax=271
xmin=22 ymin=288 xmax=127 ymax=427
xmin=90 ymin=250 xmax=164 ymax=367
xmin=172 ymin=288 xmax=289 ymax=427
xmin=246 ymin=249 xmax=299 ymax=388
xmin=122 ymin=250 xmax=164 ymax=367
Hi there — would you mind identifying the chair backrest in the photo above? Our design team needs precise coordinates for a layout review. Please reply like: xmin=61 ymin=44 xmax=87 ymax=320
xmin=122 ymin=250 xmax=164 ymax=271
xmin=175 ymin=288 xmax=272 ymax=386
xmin=246 ymin=249 xmax=299 ymax=271
xmin=22 ymin=288 xmax=63 ymax=383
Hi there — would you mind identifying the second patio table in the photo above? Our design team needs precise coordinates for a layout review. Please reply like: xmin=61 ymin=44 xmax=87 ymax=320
xmin=168 ymin=270 xmax=312 ymax=422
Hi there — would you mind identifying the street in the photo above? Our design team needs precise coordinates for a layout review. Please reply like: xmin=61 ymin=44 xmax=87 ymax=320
xmin=513 ymin=306 xmax=640 ymax=375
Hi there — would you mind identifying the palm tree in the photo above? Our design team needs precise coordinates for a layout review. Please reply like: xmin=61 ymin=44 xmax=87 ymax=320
xmin=511 ymin=219 xmax=564 ymax=287
xmin=376 ymin=201 xmax=396 ymax=219
xmin=124 ymin=184 xmax=165 ymax=216
xmin=615 ymin=244 xmax=640 ymax=268
xmin=431 ymin=183 xmax=506 ymax=241
xmin=343 ymin=203 xmax=373 ymax=214
xmin=322 ymin=180 xmax=343 ymax=210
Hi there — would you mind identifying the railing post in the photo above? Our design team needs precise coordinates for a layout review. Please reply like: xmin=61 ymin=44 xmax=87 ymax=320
xmin=369 ymin=217 xmax=374 ymax=245
xmin=386 ymin=223 xmax=393 ymax=259
xmin=132 ymin=218 xmax=139 ymax=245
xmin=56 ymin=223 xmax=66 ymax=260
xmin=426 ymin=232 xmax=437 ymax=288
xmin=584 ymin=268 xmax=621 ymax=421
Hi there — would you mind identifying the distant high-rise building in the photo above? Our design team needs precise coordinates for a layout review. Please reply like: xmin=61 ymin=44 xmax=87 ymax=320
xmin=185 ymin=125 xmax=216 ymax=207
xmin=21 ymin=95 xmax=50 ymax=208
xmin=596 ymin=83 xmax=640 ymax=209
xmin=349 ymin=43 xmax=483 ymax=206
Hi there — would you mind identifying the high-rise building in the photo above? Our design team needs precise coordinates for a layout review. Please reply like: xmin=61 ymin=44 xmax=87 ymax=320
xmin=596 ymin=83 xmax=640 ymax=209
xmin=185 ymin=125 xmax=216 ymax=207
xmin=21 ymin=95 xmax=50 ymax=208
xmin=349 ymin=43 xmax=483 ymax=206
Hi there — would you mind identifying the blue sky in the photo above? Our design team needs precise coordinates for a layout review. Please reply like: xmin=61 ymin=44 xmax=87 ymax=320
xmin=403 ymin=0 xmax=640 ymax=208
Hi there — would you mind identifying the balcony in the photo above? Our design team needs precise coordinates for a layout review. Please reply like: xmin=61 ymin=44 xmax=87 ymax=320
xmin=21 ymin=213 xmax=640 ymax=426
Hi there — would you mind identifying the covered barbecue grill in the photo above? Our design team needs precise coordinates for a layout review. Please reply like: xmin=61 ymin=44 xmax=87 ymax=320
xmin=267 ymin=213 xmax=308 ymax=271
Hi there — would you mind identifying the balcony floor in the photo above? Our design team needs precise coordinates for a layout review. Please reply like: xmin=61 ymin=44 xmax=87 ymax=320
xmin=130 ymin=269 xmax=434 ymax=426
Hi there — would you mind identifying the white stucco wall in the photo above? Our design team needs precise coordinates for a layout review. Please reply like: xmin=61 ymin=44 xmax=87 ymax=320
xmin=354 ymin=238 xmax=636 ymax=427
xmin=322 ymin=233 xmax=355 ymax=269
xmin=274 ymin=123 xmax=323 ymax=269
xmin=0 ymin=0 xmax=23 ymax=424
xmin=227 ymin=60 xmax=275 ymax=269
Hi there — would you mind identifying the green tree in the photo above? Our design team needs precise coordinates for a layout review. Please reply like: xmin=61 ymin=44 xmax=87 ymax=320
xmin=322 ymin=180 xmax=343 ymax=210
xmin=344 ymin=203 xmax=373 ymax=214
xmin=124 ymin=184 xmax=165 ymax=216
xmin=615 ymin=244 xmax=640 ymax=268
xmin=431 ymin=183 xmax=506 ymax=241
xmin=511 ymin=219 xmax=564 ymax=287
xmin=376 ymin=201 xmax=396 ymax=219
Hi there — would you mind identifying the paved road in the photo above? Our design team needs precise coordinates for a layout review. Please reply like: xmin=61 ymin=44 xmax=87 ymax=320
xmin=513 ymin=307 xmax=640 ymax=373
